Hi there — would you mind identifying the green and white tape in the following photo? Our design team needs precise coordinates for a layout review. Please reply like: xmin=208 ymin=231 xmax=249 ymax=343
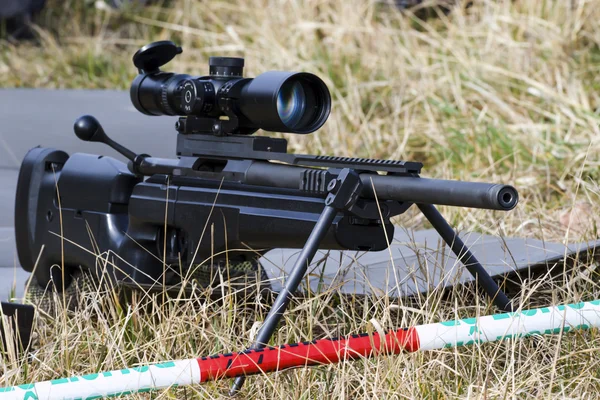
xmin=2 ymin=300 xmax=600 ymax=399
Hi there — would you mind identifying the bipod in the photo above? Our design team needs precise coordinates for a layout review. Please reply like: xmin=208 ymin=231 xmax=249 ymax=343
xmin=229 ymin=168 xmax=512 ymax=395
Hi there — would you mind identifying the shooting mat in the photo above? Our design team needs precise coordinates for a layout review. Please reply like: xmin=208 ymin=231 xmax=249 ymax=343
xmin=0 ymin=89 xmax=598 ymax=301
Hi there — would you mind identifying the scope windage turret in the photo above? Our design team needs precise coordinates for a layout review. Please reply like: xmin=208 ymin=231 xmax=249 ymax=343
xmin=129 ymin=41 xmax=331 ymax=134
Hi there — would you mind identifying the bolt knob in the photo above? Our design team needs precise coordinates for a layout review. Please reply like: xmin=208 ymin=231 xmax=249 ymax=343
xmin=74 ymin=115 xmax=108 ymax=143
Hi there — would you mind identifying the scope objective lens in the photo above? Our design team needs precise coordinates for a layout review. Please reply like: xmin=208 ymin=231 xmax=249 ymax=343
xmin=277 ymin=81 xmax=306 ymax=129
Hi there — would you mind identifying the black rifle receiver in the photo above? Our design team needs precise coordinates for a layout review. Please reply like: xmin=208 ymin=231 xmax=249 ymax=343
xmin=14 ymin=41 xmax=518 ymax=393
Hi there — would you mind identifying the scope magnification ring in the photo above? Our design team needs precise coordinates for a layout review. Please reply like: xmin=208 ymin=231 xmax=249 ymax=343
xmin=160 ymin=74 xmax=180 ymax=116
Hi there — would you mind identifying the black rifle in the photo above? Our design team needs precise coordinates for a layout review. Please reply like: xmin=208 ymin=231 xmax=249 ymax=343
xmin=14 ymin=41 xmax=518 ymax=394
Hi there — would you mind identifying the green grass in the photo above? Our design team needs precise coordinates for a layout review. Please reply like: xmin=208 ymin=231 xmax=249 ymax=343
xmin=2 ymin=0 xmax=600 ymax=398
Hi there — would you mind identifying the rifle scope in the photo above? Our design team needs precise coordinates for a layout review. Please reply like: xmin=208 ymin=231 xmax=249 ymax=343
xmin=129 ymin=41 xmax=331 ymax=134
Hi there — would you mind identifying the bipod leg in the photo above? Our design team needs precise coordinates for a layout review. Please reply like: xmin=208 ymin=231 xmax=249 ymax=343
xmin=229 ymin=169 xmax=363 ymax=395
xmin=418 ymin=203 xmax=513 ymax=312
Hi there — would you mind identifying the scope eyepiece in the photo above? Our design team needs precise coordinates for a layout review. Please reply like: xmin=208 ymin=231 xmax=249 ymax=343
xmin=129 ymin=41 xmax=331 ymax=135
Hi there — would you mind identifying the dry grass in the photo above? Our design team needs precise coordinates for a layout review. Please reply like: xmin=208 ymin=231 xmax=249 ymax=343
xmin=2 ymin=0 xmax=600 ymax=398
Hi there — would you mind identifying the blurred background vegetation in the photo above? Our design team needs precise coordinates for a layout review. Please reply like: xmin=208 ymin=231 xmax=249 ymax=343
xmin=2 ymin=0 xmax=600 ymax=240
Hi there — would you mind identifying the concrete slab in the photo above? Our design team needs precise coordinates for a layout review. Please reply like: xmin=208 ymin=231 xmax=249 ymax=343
xmin=0 ymin=169 xmax=18 ymax=227
xmin=264 ymin=229 xmax=600 ymax=296
xmin=0 ymin=88 xmax=178 ymax=169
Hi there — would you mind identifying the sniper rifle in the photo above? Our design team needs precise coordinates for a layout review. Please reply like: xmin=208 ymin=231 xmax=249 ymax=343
xmin=13 ymin=41 xmax=519 ymax=394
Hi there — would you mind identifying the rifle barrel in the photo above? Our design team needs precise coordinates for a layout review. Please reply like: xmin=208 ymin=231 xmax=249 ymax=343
xmin=245 ymin=162 xmax=518 ymax=211
xmin=361 ymin=175 xmax=518 ymax=211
